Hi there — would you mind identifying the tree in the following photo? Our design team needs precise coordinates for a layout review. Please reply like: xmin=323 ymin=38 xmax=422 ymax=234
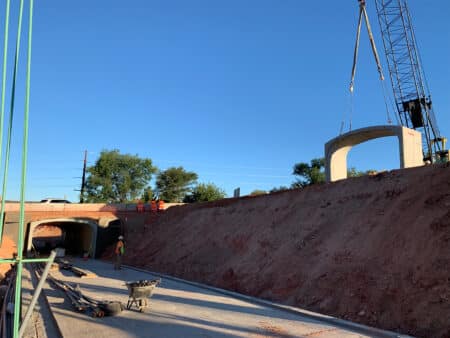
xmin=292 ymin=158 xmax=325 ymax=188
xmin=84 ymin=150 xmax=157 ymax=203
xmin=141 ymin=186 xmax=156 ymax=202
xmin=184 ymin=183 xmax=226 ymax=203
xmin=270 ymin=186 xmax=289 ymax=193
xmin=249 ymin=190 xmax=267 ymax=196
xmin=348 ymin=167 xmax=377 ymax=178
xmin=155 ymin=167 xmax=198 ymax=202
xmin=347 ymin=167 xmax=362 ymax=178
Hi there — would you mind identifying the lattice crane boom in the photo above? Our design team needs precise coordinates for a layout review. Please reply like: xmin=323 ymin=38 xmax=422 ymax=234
xmin=373 ymin=0 xmax=447 ymax=162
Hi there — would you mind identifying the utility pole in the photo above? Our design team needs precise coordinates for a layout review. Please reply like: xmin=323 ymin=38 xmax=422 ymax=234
xmin=80 ymin=150 xmax=87 ymax=203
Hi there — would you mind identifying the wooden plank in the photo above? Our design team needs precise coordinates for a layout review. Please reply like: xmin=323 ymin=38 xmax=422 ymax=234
xmin=71 ymin=266 xmax=97 ymax=279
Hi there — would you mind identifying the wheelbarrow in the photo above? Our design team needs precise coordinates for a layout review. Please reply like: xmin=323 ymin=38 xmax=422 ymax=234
xmin=125 ymin=278 xmax=161 ymax=312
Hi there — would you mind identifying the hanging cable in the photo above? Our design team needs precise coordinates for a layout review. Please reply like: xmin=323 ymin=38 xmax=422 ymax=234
xmin=349 ymin=4 xmax=363 ymax=94
xmin=347 ymin=0 xmax=391 ymax=132
xmin=361 ymin=0 xmax=394 ymax=125
xmin=349 ymin=91 xmax=354 ymax=131
xmin=380 ymin=80 xmax=392 ymax=124
xmin=340 ymin=88 xmax=355 ymax=135
xmin=387 ymin=86 xmax=400 ymax=125
xmin=345 ymin=1 xmax=364 ymax=134
xmin=361 ymin=2 xmax=384 ymax=82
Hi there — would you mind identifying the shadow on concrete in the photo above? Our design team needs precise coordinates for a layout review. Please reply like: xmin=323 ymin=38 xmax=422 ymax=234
xmin=50 ymin=277 xmax=303 ymax=324
xmin=47 ymin=301 xmax=302 ymax=338
xmin=46 ymin=260 xmax=335 ymax=333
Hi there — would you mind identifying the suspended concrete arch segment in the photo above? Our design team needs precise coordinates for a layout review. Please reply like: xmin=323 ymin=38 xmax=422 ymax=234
xmin=26 ymin=218 xmax=99 ymax=258
xmin=325 ymin=125 xmax=423 ymax=182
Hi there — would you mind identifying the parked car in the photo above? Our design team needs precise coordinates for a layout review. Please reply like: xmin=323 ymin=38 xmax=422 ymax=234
xmin=40 ymin=198 xmax=71 ymax=204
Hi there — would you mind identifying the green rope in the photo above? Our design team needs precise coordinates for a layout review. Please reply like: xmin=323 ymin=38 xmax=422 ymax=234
xmin=13 ymin=0 xmax=29 ymax=335
xmin=0 ymin=0 xmax=10 ymax=244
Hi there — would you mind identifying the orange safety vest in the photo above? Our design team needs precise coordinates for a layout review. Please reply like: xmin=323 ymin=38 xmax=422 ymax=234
xmin=115 ymin=240 xmax=124 ymax=255
xmin=151 ymin=200 xmax=157 ymax=211
xmin=157 ymin=200 xmax=165 ymax=210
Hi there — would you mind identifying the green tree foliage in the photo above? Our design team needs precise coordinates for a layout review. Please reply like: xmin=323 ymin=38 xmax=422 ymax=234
xmin=347 ymin=167 xmax=363 ymax=178
xmin=292 ymin=158 xmax=325 ymax=188
xmin=156 ymin=166 xmax=198 ymax=202
xmin=84 ymin=150 xmax=157 ymax=203
xmin=184 ymin=183 xmax=226 ymax=203
xmin=141 ymin=187 xmax=156 ymax=202
xmin=270 ymin=186 xmax=289 ymax=193
xmin=249 ymin=189 xmax=267 ymax=196
xmin=348 ymin=167 xmax=377 ymax=178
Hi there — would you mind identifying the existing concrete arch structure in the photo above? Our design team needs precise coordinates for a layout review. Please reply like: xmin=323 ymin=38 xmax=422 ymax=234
xmin=27 ymin=218 xmax=98 ymax=258
xmin=325 ymin=125 xmax=423 ymax=182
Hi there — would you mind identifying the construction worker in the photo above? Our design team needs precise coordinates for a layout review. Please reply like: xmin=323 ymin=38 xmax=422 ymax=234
xmin=157 ymin=199 xmax=165 ymax=212
xmin=151 ymin=200 xmax=157 ymax=212
xmin=114 ymin=235 xmax=125 ymax=270
xmin=136 ymin=200 xmax=144 ymax=213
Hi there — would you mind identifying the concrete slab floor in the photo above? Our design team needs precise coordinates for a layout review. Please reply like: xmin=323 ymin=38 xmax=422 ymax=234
xmin=39 ymin=258 xmax=386 ymax=338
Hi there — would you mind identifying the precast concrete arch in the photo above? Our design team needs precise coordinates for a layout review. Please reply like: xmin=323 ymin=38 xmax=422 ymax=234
xmin=325 ymin=125 xmax=423 ymax=182
xmin=27 ymin=218 xmax=98 ymax=257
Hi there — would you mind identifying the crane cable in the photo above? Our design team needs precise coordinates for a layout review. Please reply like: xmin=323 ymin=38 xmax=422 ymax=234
xmin=364 ymin=0 xmax=395 ymax=125
xmin=340 ymin=91 xmax=354 ymax=135
xmin=349 ymin=1 xmax=364 ymax=95
xmin=343 ymin=1 xmax=363 ymax=134
xmin=343 ymin=0 xmax=365 ymax=134
xmin=344 ymin=0 xmax=393 ymax=132
xmin=380 ymin=79 xmax=396 ymax=125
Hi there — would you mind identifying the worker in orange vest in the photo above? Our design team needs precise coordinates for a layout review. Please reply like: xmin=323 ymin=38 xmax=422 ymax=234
xmin=136 ymin=200 xmax=144 ymax=213
xmin=114 ymin=235 xmax=125 ymax=270
xmin=157 ymin=199 xmax=165 ymax=212
xmin=151 ymin=200 xmax=157 ymax=212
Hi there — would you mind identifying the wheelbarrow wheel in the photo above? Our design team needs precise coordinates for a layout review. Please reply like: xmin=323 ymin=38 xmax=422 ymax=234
xmin=99 ymin=301 xmax=123 ymax=316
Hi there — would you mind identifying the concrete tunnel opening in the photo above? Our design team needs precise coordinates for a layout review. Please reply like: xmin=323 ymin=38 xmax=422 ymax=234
xmin=347 ymin=136 xmax=400 ymax=173
xmin=29 ymin=219 xmax=98 ymax=258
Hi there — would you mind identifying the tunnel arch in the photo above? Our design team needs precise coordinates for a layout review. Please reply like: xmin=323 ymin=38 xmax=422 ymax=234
xmin=96 ymin=217 xmax=122 ymax=257
xmin=27 ymin=218 xmax=98 ymax=258
xmin=325 ymin=125 xmax=423 ymax=182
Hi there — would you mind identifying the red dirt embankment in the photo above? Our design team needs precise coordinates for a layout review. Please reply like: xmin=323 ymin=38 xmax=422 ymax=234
xmin=33 ymin=224 xmax=63 ymax=238
xmin=0 ymin=236 xmax=17 ymax=278
xmin=121 ymin=164 xmax=450 ymax=338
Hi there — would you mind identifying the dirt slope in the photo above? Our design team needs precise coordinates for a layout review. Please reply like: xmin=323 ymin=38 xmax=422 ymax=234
xmin=0 ymin=236 xmax=17 ymax=278
xmin=120 ymin=164 xmax=450 ymax=338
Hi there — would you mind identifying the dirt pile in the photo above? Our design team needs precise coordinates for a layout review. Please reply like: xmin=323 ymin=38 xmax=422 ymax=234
xmin=121 ymin=164 xmax=450 ymax=338
xmin=33 ymin=224 xmax=63 ymax=238
xmin=0 ymin=236 xmax=17 ymax=278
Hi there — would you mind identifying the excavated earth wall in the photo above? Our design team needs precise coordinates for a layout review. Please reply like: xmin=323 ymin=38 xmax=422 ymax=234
xmin=119 ymin=164 xmax=450 ymax=338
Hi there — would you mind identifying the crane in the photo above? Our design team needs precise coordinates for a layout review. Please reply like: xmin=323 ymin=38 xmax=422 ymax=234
xmin=351 ymin=0 xmax=448 ymax=163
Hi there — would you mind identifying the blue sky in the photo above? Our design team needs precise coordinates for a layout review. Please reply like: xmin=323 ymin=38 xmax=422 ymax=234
xmin=1 ymin=0 xmax=449 ymax=201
